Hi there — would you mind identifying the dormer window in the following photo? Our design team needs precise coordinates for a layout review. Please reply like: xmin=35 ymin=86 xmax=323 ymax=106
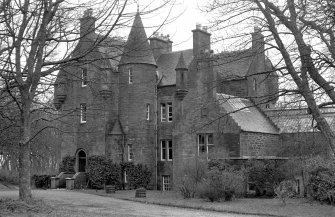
xmin=82 ymin=69 xmax=88 ymax=87
xmin=128 ymin=68 xmax=133 ymax=84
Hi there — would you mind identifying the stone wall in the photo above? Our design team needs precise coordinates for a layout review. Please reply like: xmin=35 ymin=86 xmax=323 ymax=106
xmin=240 ymin=132 xmax=280 ymax=157
xmin=280 ymin=132 xmax=328 ymax=157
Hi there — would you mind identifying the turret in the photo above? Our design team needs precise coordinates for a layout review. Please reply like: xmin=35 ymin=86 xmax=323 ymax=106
xmin=118 ymin=11 xmax=157 ymax=184
xmin=119 ymin=12 xmax=156 ymax=67
xmin=175 ymin=52 xmax=188 ymax=100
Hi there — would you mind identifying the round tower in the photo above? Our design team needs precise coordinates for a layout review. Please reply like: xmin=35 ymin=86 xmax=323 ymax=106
xmin=118 ymin=11 xmax=157 ymax=185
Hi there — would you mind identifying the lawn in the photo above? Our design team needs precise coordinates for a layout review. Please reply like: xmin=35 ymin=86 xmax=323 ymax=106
xmin=81 ymin=189 xmax=335 ymax=217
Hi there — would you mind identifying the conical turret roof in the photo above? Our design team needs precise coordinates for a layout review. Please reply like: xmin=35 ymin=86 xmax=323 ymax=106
xmin=119 ymin=12 xmax=156 ymax=66
xmin=175 ymin=52 xmax=188 ymax=70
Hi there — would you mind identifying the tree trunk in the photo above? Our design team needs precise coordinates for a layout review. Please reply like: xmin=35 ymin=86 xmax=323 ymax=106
xmin=19 ymin=141 xmax=31 ymax=200
xmin=19 ymin=102 xmax=32 ymax=200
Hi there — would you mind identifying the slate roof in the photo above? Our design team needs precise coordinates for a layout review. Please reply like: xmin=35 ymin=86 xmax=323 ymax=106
xmin=214 ymin=50 xmax=254 ymax=80
xmin=97 ymin=36 xmax=124 ymax=69
xmin=157 ymin=49 xmax=193 ymax=86
xmin=119 ymin=12 xmax=156 ymax=66
xmin=265 ymin=108 xmax=335 ymax=133
xmin=216 ymin=93 xmax=279 ymax=134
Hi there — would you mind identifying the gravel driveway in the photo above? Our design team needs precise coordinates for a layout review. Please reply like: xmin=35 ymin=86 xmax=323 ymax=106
xmin=0 ymin=190 xmax=260 ymax=217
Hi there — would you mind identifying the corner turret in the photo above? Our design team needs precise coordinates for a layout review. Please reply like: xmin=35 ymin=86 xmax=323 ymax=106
xmin=119 ymin=12 xmax=156 ymax=66
xmin=175 ymin=52 xmax=188 ymax=100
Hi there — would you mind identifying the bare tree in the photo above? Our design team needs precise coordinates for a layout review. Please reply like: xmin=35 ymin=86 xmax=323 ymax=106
xmin=205 ymin=0 xmax=335 ymax=157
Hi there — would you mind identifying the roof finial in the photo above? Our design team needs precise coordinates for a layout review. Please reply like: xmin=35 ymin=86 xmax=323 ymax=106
xmin=137 ymin=2 xmax=139 ymax=13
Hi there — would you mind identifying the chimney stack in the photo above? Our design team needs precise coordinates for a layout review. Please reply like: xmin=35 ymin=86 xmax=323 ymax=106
xmin=80 ymin=8 xmax=96 ymax=38
xmin=252 ymin=26 xmax=265 ymax=54
xmin=192 ymin=23 xmax=211 ymax=56
xmin=149 ymin=32 xmax=173 ymax=60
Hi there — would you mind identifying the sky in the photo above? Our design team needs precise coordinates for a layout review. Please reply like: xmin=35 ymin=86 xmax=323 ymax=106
xmin=129 ymin=0 xmax=209 ymax=51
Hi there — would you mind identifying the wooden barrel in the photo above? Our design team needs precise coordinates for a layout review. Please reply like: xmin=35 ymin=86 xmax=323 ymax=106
xmin=105 ymin=185 xmax=115 ymax=194
xmin=135 ymin=188 xmax=146 ymax=198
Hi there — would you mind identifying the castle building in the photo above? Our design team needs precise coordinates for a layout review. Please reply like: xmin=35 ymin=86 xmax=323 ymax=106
xmin=54 ymin=10 xmax=283 ymax=190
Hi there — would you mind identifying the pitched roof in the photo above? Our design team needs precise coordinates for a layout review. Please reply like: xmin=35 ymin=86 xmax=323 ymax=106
xmin=214 ymin=50 xmax=254 ymax=80
xmin=119 ymin=12 xmax=156 ymax=66
xmin=157 ymin=49 xmax=193 ymax=86
xmin=97 ymin=36 xmax=124 ymax=69
xmin=216 ymin=93 xmax=279 ymax=134
xmin=265 ymin=107 xmax=335 ymax=133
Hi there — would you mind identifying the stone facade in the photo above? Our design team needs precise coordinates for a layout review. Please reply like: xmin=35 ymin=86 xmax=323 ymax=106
xmin=54 ymin=10 xmax=283 ymax=190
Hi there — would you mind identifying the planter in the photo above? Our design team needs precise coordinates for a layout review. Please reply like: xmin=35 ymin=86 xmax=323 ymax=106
xmin=66 ymin=178 xmax=75 ymax=190
xmin=105 ymin=185 xmax=115 ymax=194
xmin=51 ymin=177 xmax=60 ymax=189
xmin=135 ymin=187 xmax=146 ymax=198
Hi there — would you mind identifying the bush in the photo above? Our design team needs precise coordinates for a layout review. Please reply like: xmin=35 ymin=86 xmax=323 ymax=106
xmin=178 ymin=159 xmax=207 ymax=198
xmin=87 ymin=155 xmax=121 ymax=189
xmin=198 ymin=164 xmax=245 ymax=202
xmin=58 ymin=155 xmax=75 ymax=174
xmin=307 ymin=166 xmax=335 ymax=205
xmin=275 ymin=180 xmax=297 ymax=205
xmin=246 ymin=160 xmax=286 ymax=197
xmin=127 ymin=164 xmax=151 ymax=189
xmin=0 ymin=169 xmax=19 ymax=185
xmin=31 ymin=175 xmax=52 ymax=189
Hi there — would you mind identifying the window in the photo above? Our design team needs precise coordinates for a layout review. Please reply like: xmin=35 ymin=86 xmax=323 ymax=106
xmin=128 ymin=144 xmax=133 ymax=161
xmin=128 ymin=68 xmax=133 ymax=84
xmin=161 ymin=140 xmax=172 ymax=161
xmin=162 ymin=175 xmax=171 ymax=191
xmin=80 ymin=103 xmax=87 ymax=123
xmin=253 ymin=78 xmax=257 ymax=92
xmin=167 ymin=103 xmax=172 ymax=122
xmin=124 ymin=171 xmax=128 ymax=183
xmin=161 ymin=103 xmax=166 ymax=122
xmin=201 ymin=107 xmax=208 ymax=117
xmin=82 ymin=69 xmax=88 ymax=87
xmin=161 ymin=102 xmax=172 ymax=122
xmin=198 ymin=133 xmax=214 ymax=160
xmin=146 ymin=104 xmax=150 ymax=120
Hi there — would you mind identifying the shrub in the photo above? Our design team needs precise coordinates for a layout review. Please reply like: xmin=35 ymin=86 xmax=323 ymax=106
xmin=307 ymin=166 xmax=335 ymax=205
xmin=198 ymin=165 xmax=245 ymax=202
xmin=178 ymin=159 xmax=207 ymax=198
xmin=58 ymin=155 xmax=75 ymax=174
xmin=86 ymin=155 xmax=121 ymax=189
xmin=127 ymin=164 xmax=151 ymax=189
xmin=0 ymin=169 xmax=19 ymax=185
xmin=105 ymin=162 xmax=122 ymax=188
xmin=275 ymin=180 xmax=297 ymax=205
xmin=31 ymin=175 xmax=52 ymax=189
xmin=246 ymin=160 xmax=286 ymax=197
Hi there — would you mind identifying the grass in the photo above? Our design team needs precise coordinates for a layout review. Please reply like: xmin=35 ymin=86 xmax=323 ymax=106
xmin=80 ymin=189 xmax=335 ymax=217
xmin=0 ymin=197 xmax=53 ymax=216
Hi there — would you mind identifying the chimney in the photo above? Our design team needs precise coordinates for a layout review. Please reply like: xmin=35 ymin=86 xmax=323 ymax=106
xmin=252 ymin=26 xmax=265 ymax=54
xmin=80 ymin=8 xmax=96 ymax=38
xmin=192 ymin=24 xmax=211 ymax=56
xmin=149 ymin=33 xmax=173 ymax=60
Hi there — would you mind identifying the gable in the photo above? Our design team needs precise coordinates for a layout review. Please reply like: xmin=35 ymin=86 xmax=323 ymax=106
xmin=156 ymin=49 xmax=193 ymax=86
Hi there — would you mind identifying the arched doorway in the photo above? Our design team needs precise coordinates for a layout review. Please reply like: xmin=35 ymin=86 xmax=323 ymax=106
xmin=77 ymin=150 xmax=87 ymax=172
